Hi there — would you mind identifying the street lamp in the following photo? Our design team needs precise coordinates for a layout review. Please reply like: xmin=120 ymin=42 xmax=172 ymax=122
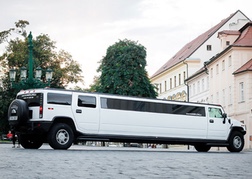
xmin=46 ymin=68 xmax=53 ymax=82
xmin=9 ymin=32 xmax=53 ymax=90
xmin=9 ymin=68 xmax=16 ymax=82
xmin=35 ymin=66 xmax=42 ymax=79
xmin=20 ymin=66 xmax=27 ymax=80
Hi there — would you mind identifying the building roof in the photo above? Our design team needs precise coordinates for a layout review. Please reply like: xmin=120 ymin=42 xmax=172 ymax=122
xmin=233 ymin=59 xmax=252 ymax=75
xmin=185 ymin=67 xmax=206 ymax=82
xmin=218 ymin=30 xmax=240 ymax=37
xmin=151 ymin=10 xmax=245 ymax=79
xmin=233 ymin=22 xmax=252 ymax=46
xmin=188 ymin=22 xmax=252 ymax=79
xmin=206 ymin=22 xmax=252 ymax=66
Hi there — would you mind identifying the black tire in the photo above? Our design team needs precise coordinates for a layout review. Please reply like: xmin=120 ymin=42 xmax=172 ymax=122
xmin=8 ymin=99 xmax=29 ymax=126
xmin=19 ymin=134 xmax=43 ymax=149
xmin=227 ymin=131 xmax=244 ymax=152
xmin=48 ymin=123 xmax=74 ymax=150
xmin=194 ymin=144 xmax=211 ymax=152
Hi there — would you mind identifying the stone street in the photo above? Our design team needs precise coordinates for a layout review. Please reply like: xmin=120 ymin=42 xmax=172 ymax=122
xmin=0 ymin=144 xmax=251 ymax=179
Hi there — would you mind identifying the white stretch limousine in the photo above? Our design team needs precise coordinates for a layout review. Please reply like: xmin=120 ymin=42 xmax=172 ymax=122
xmin=8 ymin=88 xmax=246 ymax=152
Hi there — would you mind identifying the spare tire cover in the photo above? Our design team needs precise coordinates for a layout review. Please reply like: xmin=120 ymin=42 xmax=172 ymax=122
xmin=8 ymin=99 xmax=29 ymax=126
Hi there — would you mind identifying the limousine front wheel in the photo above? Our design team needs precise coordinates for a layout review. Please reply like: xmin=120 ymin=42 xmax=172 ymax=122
xmin=227 ymin=131 xmax=244 ymax=152
xmin=48 ymin=123 xmax=74 ymax=150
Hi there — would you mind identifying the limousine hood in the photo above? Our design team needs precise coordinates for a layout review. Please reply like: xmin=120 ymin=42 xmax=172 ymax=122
xmin=229 ymin=117 xmax=246 ymax=132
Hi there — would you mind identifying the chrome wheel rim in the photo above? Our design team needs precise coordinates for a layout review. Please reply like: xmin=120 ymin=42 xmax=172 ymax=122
xmin=233 ymin=136 xmax=242 ymax=149
xmin=56 ymin=129 xmax=69 ymax=145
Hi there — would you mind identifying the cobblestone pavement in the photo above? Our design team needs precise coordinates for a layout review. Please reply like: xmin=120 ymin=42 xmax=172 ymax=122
xmin=0 ymin=144 xmax=251 ymax=179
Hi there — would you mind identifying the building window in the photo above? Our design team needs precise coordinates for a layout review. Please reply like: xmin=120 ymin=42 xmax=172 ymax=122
xmin=210 ymin=68 xmax=213 ymax=78
xmin=179 ymin=74 xmax=181 ymax=85
xmin=202 ymin=79 xmax=205 ymax=91
xmin=159 ymin=83 xmax=162 ymax=94
xmin=170 ymin=78 xmax=172 ymax=89
xmin=222 ymin=89 xmax=225 ymax=106
xmin=207 ymin=45 xmax=212 ymax=51
xmin=197 ymin=81 xmax=200 ymax=93
xmin=193 ymin=83 xmax=196 ymax=96
xmin=183 ymin=71 xmax=186 ymax=82
xmin=228 ymin=55 xmax=232 ymax=67
xmin=189 ymin=85 xmax=192 ymax=97
xmin=240 ymin=82 xmax=245 ymax=102
xmin=165 ymin=81 xmax=167 ymax=91
xmin=216 ymin=64 xmax=219 ymax=74
xmin=174 ymin=76 xmax=176 ymax=87
xmin=226 ymin=41 xmax=230 ymax=46
xmin=222 ymin=60 xmax=225 ymax=71
xmin=207 ymin=77 xmax=209 ymax=89
xmin=229 ymin=86 xmax=232 ymax=104
xmin=216 ymin=92 xmax=219 ymax=103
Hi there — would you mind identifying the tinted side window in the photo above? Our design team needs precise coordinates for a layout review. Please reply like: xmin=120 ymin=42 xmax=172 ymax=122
xmin=47 ymin=93 xmax=72 ymax=105
xmin=78 ymin=95 xmax=96 ymax=108
xmin=172 ymin=105 xmax=205 ymax=116
xmin=101 ymin=98 xmax=148 ymax=112
xmin=101 ymin=98 xmax=205 ymax=116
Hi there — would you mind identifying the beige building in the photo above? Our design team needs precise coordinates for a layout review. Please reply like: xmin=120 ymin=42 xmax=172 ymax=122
xmin=150 ymin=10 xmax=250 ymax=101
xmin=187 ymin=22 xmax=252 ymax=149
xmin=150 ymin=10 xmax=252 ymax=149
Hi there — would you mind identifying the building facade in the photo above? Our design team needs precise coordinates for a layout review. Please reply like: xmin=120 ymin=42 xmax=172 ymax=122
xmin=150 ymin=10 xmax=252 ymax=149
xmin=150 ymin=10 xmax=250 ymax=101
xmin=187 ymin=22 xmax=252 ymax=149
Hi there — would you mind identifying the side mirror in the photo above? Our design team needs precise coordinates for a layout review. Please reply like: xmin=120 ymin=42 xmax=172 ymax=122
xmin=222 ymin=113 xmax=227 ymax=124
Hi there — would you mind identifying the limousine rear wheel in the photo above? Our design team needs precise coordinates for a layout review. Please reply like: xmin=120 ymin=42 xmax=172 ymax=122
xmin=194 ymin=144 xmax=211 ymax=152
xmin=19 ymin=134 xmax=43 ymax=149
xmin=48 ymin=123 xmax=74 ymax=150
xmin=227 ymin=131 xmax=244 ymax=152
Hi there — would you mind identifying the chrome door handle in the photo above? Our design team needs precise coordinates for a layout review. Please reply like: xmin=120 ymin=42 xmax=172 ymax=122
xmin=76 ymin=109 xmax=82 ymax=113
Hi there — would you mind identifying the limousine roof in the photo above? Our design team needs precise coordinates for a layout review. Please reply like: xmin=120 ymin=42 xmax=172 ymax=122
xmin=18 ymin=88 xmax=223 ymax=108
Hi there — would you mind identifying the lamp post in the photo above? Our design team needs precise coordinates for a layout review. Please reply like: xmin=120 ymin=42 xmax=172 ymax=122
xmin=9 ymin=32 xmax=53 ymax=90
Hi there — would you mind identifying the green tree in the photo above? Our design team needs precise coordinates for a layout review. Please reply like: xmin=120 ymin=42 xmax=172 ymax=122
xmin=88 ymin=75 xmax=100 ymax=92
xmin=0 ymin=34 xmax=84 ymax=89
xmin=0 ymin=20 xmax=84 ymax=133
xmin=94 ymin=39 xmax=157 ymax=98
xmin=0 ymin=20 xmax=29 ymax=44
xmin=0 ymin=84 xmax=16 ymax=134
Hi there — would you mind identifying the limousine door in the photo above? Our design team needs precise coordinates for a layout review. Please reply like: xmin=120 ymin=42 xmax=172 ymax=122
xmin=72 ymin=93 xmax=100 ymax=134
xmin=207 ymin=107 xmax=229 ymax=140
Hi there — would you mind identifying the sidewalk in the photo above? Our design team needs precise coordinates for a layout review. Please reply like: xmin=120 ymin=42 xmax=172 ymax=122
xmin=0 ymin=141 xmax=12 ymax=144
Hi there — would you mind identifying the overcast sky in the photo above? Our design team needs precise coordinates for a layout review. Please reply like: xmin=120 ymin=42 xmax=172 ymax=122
xmin=1 ymin=0 xmax=252 ymax=88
